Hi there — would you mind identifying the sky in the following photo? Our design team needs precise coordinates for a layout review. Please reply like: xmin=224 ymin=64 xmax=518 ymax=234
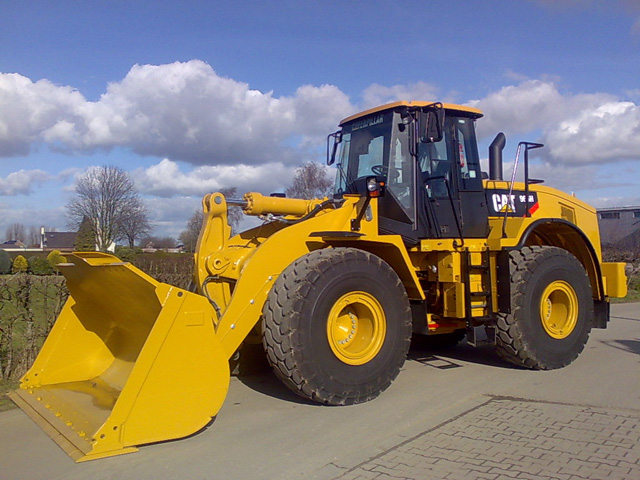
xmin=1 ymin=0 xmax=640 ymax=241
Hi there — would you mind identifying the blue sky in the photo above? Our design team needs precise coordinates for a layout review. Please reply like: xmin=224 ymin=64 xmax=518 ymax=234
xmin=1 ymin=0 xmax=640 ymax=241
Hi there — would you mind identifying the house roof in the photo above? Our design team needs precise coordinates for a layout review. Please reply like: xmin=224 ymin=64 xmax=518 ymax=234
xmin=0 ymin=240 xmax=26 ymax=249
xmin=597 ymin=206 xmax=640 ymax=213
xmin=44 ymin=232 xmax=77 ymax=249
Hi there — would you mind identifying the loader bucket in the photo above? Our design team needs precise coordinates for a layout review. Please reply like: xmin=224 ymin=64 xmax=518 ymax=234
xmin=8 ymin=252 xmax=230 ymax=462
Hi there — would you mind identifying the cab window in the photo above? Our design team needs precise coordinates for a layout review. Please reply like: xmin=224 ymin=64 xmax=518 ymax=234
xmin=387 ymin=116 xmax=414 ymax=218
xmin=418 ymin=135 xmax=450 ymax=198
xmin=455 ymin=118 xmax=482 ymax=191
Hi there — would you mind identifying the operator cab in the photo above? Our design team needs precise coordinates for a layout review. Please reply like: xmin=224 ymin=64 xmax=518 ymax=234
xmin=329 ymin=101 xmax=488 ymax=244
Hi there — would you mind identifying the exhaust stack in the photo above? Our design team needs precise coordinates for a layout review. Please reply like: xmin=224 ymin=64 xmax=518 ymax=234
xmin=489 ymin=132 xmax=506 ymax=181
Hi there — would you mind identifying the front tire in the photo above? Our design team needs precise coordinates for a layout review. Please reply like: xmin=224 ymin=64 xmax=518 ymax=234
xmin=494 ymin=246 xmax=593 ymax=370
xmin=262 ymin=248 xmax=412 ymax=405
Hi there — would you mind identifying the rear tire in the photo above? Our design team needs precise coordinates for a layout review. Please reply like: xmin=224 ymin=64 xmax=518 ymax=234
xmin=494 ymin=246 xmax=593 ymax=370
xmin=262 ymin=248 xmax=412 ymax=405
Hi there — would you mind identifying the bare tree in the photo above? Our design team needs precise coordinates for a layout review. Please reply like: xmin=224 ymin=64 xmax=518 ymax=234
xmin=220 ymin=187 xmax=243 ymax=235
xmin=27 ymin=226 xmax=41 ymax=248
xmin=66 ymin=166 xmax=149 ymax=252
xmin=118 ymin=200 xmax=152 ymax=248
xmin=179 ymin=209 xmax=202 ymax=253
xmin=5 ymin=223 xmax=26 ymax=242
xmin=285 ymin=162 xmax=334 ymax=200
xmin=179 ymin=187 xmax=243 ymax=252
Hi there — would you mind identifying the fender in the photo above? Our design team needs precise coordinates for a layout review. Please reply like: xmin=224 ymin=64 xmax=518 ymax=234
xmin=514 ymin=218 xmax=604 ymax=300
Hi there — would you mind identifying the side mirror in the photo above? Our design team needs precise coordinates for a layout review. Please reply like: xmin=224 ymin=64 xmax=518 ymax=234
xmin=326 ymin=131 xmax=342 ymax=166
xmin=419 ymin=108 xmax=444 ymax=143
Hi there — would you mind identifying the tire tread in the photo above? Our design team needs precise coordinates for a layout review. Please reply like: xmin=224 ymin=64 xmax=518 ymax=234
xmin=494 ymin=246 xmax=592 ymax=370
xmin=263 ymin=248 xmax=411 ymax=405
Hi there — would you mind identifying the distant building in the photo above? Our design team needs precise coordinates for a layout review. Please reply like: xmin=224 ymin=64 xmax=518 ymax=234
xmin=40 ymin=229 xmax=78 ymax=253
xmin=597 ymin=206 xmax=640 ymax=246
xmin=142 ymin=242 xmax=185 ymax=254
xmin=0 ymin=239 xmax=28 ymax=250
xmin=1 ymin=229 xmax=80 ymax=254
xmin=0 ymin=239 xmax=44 ymax=253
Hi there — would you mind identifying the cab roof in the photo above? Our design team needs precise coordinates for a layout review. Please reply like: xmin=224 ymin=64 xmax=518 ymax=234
xmin=339 ymin=101 xmax=484 ymax=126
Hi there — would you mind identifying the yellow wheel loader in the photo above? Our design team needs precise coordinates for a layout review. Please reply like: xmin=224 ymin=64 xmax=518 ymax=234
xmin=9 ymin=101 xmax=628 ymax=461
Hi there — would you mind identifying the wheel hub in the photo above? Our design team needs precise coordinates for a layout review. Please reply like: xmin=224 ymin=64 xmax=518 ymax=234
xmin=539 ymin=280 xmax=579 ymax=339
xmin=327 ymin=292 xmax=386 ymax=365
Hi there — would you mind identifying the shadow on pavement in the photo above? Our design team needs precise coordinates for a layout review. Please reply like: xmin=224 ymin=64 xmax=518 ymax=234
xmin=408 ymin=337 xmax=514 ymax=369
xmin=233 ymin=336 xmax=518 ymax=404
xmin=235 ymin=371 xmax=318 ymax=405
xmin=600 ymin=338 xmax=640 ymax=355
xmin=611 ymin=315 xmax=640 ymax=322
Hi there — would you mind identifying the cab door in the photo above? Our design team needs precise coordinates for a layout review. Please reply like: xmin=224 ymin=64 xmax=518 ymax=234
xmin=418 ymin=116 xmax=488 ymax=239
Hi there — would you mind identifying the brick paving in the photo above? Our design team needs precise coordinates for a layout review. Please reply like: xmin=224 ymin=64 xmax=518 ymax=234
xmin=333 ymin=397 xmax=640 ymax=480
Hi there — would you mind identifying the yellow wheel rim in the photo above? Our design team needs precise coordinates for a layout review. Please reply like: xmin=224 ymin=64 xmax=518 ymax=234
xmin=539 ymin=280 xmax=579 ymax=339
xmin=327 ymin=291 xmax=386 ymax=365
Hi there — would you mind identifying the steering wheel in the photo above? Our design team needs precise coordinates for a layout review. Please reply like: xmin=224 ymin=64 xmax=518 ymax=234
xmin=371 ymin=164 xmax=401 ymax=181
xmin=371 ymin=165 xmax=388 ymax=176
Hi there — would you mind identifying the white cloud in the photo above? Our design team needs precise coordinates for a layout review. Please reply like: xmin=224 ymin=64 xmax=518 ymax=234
xmin=0 ymin=169 xmax=51 ymax=195
xmin=144 ymin=196 xmax=202 ymax=239
xmin=0 ymin=61 xmax=355 ymax=165
xmin=469 ymin=80 xmax=614 ymax=137
xmin=134 ymin=158 xmax=298 ymax=197
xmin=543 ymin=101 xmax=640 ymax=164
xmin=5 ymin=57 xmax=640 ymax=170
xmin=4 ymin=66 xmax=640 ymax=238
xmin=470 ymin=79 xmax=640 ymax=165
xmin=528 ymin=163 xmax=609 ymax=192
xmin=287 ymin=84 xmax=353 ymax=143
xmin=134 ymin=158 xmax=336 ymax=238
xmin=55 ymin=167 xmax=81 ymax=183
xmin=0 ymin=202 xmax=66 ymax=236
xmin=0 ymin=73 xmax=86 ymax=156
xmin=485 ymin=156 xmax=606 ymax=191
xmin=9 ymin=63 xmax=639 ymax=171
xmin=361 ymin=82 xmax=440 ymax=109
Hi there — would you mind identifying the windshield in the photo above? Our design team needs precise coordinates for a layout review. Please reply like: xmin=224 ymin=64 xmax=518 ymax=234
xmin=334 ymin=112 xmax=393 ymax=196
xmin=334 ymin=110 xmax=415 ymax=220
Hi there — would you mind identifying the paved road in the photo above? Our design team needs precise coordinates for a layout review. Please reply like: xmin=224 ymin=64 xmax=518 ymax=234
xmin=1 ymin=303 xmax=638 ymax=480
xmin=335 ymin=399 xmax=639 ymax=480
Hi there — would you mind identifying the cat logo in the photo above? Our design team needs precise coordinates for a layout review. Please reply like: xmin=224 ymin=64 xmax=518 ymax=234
xmin=492 ymin=193 xmax=516 ymax=213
